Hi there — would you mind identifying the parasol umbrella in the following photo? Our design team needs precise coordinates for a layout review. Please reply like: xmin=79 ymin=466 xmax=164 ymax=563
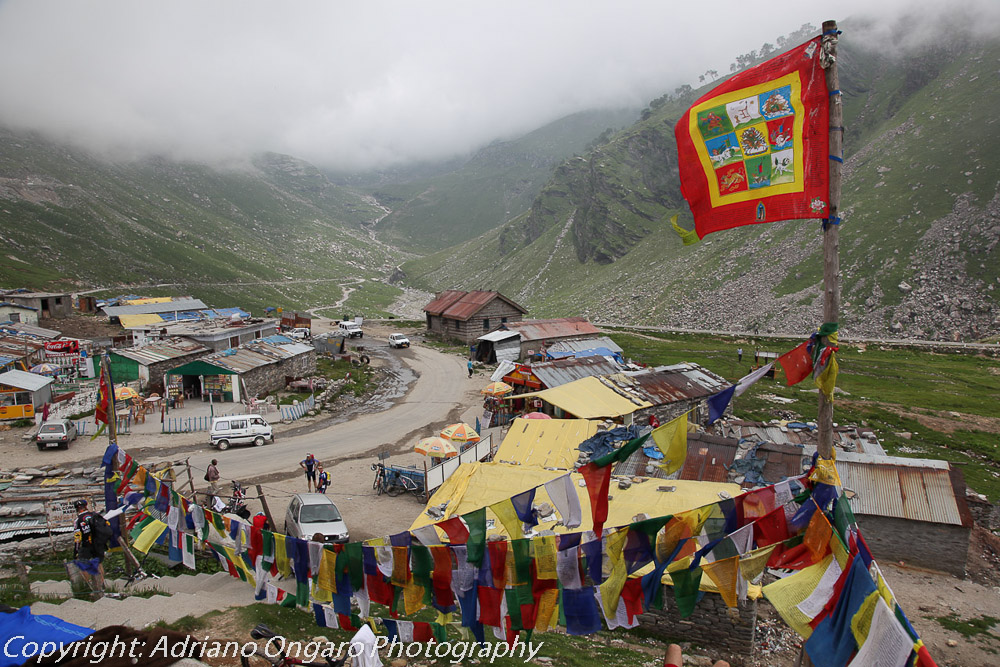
xmin=414 ymin=436 xmax=459 ymax=458
xmin=481 ymin=381 xmax=513 ymax=397
xmin=29 ymin=363 xmax=62 ymax=376
xmin=522 ymin=411 xmax=551 ymax=419
xmin=440 ymin=422 xmax=480 ymax=444
xmin=115 ymin=386 xmax=139 ymax=401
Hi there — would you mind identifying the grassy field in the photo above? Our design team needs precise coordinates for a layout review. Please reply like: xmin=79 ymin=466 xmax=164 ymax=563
xmin=609 ymin=330 xmax=1000 ymax=500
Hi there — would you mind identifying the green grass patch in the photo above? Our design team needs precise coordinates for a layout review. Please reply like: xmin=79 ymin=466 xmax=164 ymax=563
xmin=934 ymin=614 xmax=1000 ymax=640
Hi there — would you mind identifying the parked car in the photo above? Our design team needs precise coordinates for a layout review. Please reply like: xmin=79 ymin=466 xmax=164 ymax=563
xmin=209 ymin=415 xmax=274 ymax=451
xmin=287 ymin=327 xmax=311 ymax=340
xmin=388 ymin=333 xmax=410 ymax=348
xmin=284 ymin=493 xmax=349 ymax=543
xmin=36 ymin=419 xmax=77 ymax=450
xmin=338 ymin=321 xmax=363 ymax=338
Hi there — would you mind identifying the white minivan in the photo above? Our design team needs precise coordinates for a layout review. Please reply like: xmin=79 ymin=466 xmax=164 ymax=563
xmin=338 ymin=321 xmax=363 ymax=338
xmin=210 ymin=415 xmax=274 ymax=450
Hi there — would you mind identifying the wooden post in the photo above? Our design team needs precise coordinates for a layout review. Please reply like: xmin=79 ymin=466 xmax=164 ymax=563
xmin=817 ymin=19 xmax=842 ymax=462
xmin=255 ymin=484 xmax=277 ymax=531
xmin=183 ymin=458 xmax=196 ymax=496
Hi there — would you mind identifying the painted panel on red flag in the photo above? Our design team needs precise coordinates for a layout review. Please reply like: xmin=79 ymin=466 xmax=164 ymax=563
xmin=676 ymin=37 xmax=829 ymax=238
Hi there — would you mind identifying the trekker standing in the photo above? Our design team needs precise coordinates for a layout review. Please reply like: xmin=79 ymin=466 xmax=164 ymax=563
xmin=205 ymin=459 xmax=220 ymax=496
xmin=301 ymin=453 xmax=320 ymax=492
xmin=73 ymin=499 xmax=111 ymax=598
xmin=467 ymin=359 xmax=473 ymax=378
xmin=737 ymin=347 xmax=743 ymax=363
xmin=316 ymin=464 xmax=329 ymax=494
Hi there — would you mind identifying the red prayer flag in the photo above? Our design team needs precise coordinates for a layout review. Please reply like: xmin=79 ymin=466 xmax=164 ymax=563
xmin=438 ymin=517 xmax=470 ymax=544
xmin=675 ymin=36 xmax=830 ymax=238
xmin=94 ymin=362 xmax=111 ymax=427
xmin=580 ymin=462 xmax=612 ymax=537
xmin=777 ymin=341 xmax=814 ymax=386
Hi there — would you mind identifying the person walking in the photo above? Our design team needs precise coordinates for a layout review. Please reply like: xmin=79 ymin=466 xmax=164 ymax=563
xmin=316 ymin=464 xmax=329 ymax=494
xmin=301 ymin=453 xmax=320 ymax=492
xmin=72 ymin=499 xmax=111 ymax=598
xmin=467 ymin=359 xmax=473 ymax=378
xmin=205 ymin=459 xmax=220 ymax=496
xmin=737 ymin=347 xmax=743 ymax=363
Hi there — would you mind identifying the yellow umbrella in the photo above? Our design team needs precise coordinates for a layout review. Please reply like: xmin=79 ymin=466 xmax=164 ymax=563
xmin=414 ymin=436 xmax=459 ymax=458
xmin=115 ymin=386 xmax=139 ymax=401
xmin=481 ymin=381 xmax=513 ymax=397
xmin=440 ymin=422 xmax=480 ymax=444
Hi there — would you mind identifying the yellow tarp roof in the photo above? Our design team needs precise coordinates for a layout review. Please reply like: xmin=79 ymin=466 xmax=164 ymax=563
xmin=411 ymin=461 xmax=740 ymax=538
xmin=119 ymin=314 xmax=165 ymax=328
xmin=122 ymin=297 xmax=174 ymax=305
xmin=494 ymin=418 xmax=599 ymax=469
xmin=510 ymin=375 xmax=652 ymax=419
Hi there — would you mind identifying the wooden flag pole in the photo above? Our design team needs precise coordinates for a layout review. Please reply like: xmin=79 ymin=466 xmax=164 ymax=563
xmin=816 ymin=20 xmax=842 ymax=462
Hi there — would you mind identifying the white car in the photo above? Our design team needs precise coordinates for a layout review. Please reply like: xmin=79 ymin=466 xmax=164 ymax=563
xmin=388 ymin=333 xmax=410 ymax=348
xmin=285 ymin=494 xmax=349 ymax=543
xmin=338 ymin=321 xmax=363 ymax=338
xmin=210 ymin=415 xmax=274 ymax=450
xmin=287 ymin=327 xmax=311 ymax=340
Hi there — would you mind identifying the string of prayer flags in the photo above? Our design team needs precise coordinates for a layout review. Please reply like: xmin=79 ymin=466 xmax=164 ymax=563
xmin=707 ymin=385 xmax=736 ymax=424
xmin=734 ymin=363 xmax=774 ymax=397
xmin=650 ymin=412 xmax=691 ymax=474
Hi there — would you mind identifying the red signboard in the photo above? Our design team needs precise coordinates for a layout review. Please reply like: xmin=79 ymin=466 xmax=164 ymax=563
xmin=45 ymin=340 xmax=79 ymax=354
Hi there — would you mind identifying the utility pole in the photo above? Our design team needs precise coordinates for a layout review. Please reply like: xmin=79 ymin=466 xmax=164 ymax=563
xmin=817 ymin=20 xmax=842 ymax=461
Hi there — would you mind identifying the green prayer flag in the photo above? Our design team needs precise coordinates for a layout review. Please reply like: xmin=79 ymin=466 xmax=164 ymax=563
xmin=346 ymin=542 xmax=364 ymax=590
xmin=505 ymin=588 xmax=524 ymax=631
xmin=669 ymin=566 xmax=704 ymax=618
xmin=591 ymin=433 xmax=650 ymax=468
xmin=511 ymin=539 xmax=532 ymax=585
xmin=464 ymin=507 xmax=487 ymax=566
xmin=410 ymin=543 xmax=434 ymax=606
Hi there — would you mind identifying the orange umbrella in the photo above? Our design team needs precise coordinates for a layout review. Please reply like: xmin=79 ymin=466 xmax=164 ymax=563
xmin=415 ymin=436 xmax=459 ymax=458
xmin=440 ymin=422 xmax=481 ymax=444
xmin=481 ymin=381 xmax=513 ymax=397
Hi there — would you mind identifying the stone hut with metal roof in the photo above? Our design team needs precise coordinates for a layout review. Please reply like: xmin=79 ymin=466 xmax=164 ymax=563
xmin=423 ymin=290 xmax=527 ymax=345
xmin=108 ymin=339 xmax=212 ymax=395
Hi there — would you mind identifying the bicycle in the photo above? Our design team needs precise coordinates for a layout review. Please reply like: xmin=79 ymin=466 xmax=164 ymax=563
xmin=371 ymin=462 xmax=426 ymax=500
xmin=371 ymin=463 xmax=386 ymax=496
xmin=239 ymin=624 xmax=345 ymax=667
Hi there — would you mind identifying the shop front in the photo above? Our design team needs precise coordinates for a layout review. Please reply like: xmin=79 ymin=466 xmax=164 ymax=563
xmin=0 ymin=369 xmax=54 ymax=420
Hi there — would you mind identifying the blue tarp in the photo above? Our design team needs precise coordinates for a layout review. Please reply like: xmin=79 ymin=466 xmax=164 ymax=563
xmin=0 ymin=606 xmax=93 ymax=666
xmin=577 ymin=425 xmax=640 ymax=461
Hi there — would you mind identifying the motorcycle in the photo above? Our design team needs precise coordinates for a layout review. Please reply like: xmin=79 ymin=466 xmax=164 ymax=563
xmin=221 ymin=480 xmax=252 ymax=520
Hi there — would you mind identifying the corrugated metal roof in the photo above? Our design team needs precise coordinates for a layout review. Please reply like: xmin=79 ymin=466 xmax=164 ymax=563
xmin=197 ymin=339 xmax=313 ymax=373
xmin=0 ymin=369 xmax=54 ymax=391
xmin=504 ymin=318 xmax=600 ymax=342
xmin=605 ymin=363 xmax=729 ymax=406
xmin=529 ymin=356 xmax=622 ymax=389
xmin=547 ymin=336 xmax=624 ymax=354
xmin=478 ymin=330 xmax=521 ymax=342
xmin=836 ymin=455 xmax=964 ymax=525
xmin=0 ymin=301 xmax=37 ymax=311
xmin=102 ymin=298 xmax=208 ymax=316
xmin=716 ymin=419 xmax=885 ymax=455
xmin=680 ymin=433 xmax=739 ymax=483
xmin=0 ymin=322 xmax=62 ymax=339
xmin=423 ymin=290 xmax=467 ymax=316
xmin=111 ymin=339 xmax=210 ymax=365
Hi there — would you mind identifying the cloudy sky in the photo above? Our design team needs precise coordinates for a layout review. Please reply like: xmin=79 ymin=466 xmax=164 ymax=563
xmin=0 ymin=0 xmax=991 ymax=171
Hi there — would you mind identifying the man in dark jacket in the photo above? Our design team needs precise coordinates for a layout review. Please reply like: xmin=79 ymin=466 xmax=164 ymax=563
xmin=73 ymin=499 xmax=110 ymax=596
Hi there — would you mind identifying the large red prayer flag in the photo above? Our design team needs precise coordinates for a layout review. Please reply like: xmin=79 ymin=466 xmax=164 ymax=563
xmin=675 ymin=36 xmax=829 ymax=238
xmin=777 ymin=341 xmax=814 ymax=386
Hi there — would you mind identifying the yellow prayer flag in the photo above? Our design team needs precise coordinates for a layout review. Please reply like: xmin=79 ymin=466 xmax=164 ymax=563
xmin=403 ymin=578 xmax=425 ymax=616
xmin=491 ymin=498 xmax=524 ymax=539
xmin=132 ymin=519 xmax=167 ymax=554
xmin=815 ymin=353 xmax=838 ymax=401
xmin=762 ymin=554 xmax=835 ymax=638
xmin=535 ymin=588 xmax=560 ymax=633
xmin=599 ymin=528 xmax=629 ymax=618
xmin=273 ymin=534 xmax=292 ymax=577
xmin=391 ymin=546 xmax=409 ymax=587
xmin=535 ymin=535 xmax=558 ymax=580
xmin=739 ymin=544 xmax=778 ymax=584
xmin=850 ymin=591 xmax=882 ymax=646
xmin=701 ymin=556 xmax=740 ymax=608
xmin=317 ymin=548 xmax=338 ymax=593
xmin=810 ymin=455 xmax=842 ymax=487
xmin=651 ymin=412 xmax=690 ymax=475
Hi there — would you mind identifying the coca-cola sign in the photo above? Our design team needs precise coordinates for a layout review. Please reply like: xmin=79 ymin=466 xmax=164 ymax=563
xmin=44 ymin=340 xmax=79 ymax=354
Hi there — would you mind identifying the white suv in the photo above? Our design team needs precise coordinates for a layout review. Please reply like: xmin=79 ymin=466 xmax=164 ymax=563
xmin=338 ymin=321 xmax=363 ymax=338
xmin=388 ymin=333 xmax=410 ymax=348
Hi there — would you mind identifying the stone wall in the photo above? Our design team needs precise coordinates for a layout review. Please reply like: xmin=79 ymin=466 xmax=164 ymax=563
xmin=638 ymin=589 xmax=757 ymax=657
xmin=856 ymin=515 xmax=969 ymax=578
xmin=242 ymin=350 xmax=317 ymax=399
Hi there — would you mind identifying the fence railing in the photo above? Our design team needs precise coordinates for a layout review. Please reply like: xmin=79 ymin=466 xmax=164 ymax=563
xmin=161 ymin=410 xmax=242 ymax=434
xmin=424 ymin=434 xmax=495 ymax=494
xmin=279 ymin=395 xmax=315 ymax=422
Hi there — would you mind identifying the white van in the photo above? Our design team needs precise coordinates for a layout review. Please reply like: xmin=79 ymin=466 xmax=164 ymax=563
xmin=210 ymin=415 xmax=274 ymax=450
xmin=338 ymin=321 xmax=363 ymax=338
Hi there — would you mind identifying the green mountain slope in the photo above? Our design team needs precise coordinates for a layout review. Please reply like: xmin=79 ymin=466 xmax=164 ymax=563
xmin=0 ymin=132 xmax=404 ymax=314
xmin=363 ymin=108 xmax=639 ymax=252
xmin=402 ymin=30 xmax=1000 ymax=341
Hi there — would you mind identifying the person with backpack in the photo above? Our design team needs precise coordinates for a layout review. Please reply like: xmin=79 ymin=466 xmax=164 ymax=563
xmin=72 ymin=498 xmax=112 ymax=597
xmin=205 ymin=459 xmax=220 ymax=496
xmin=316 ymin=464 xmax=329 ymax=494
